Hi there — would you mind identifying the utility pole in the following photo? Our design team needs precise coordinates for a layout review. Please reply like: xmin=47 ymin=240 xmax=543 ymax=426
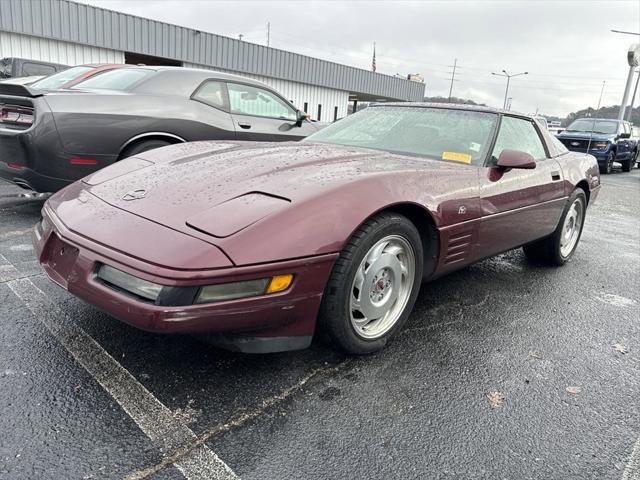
xmin=448 ymin=58 xmax=457 ymax=100
xmin=491 ymin=69 xmax=528 ymax=109
xmin=267 ymin=22 xmax=270 ymax=47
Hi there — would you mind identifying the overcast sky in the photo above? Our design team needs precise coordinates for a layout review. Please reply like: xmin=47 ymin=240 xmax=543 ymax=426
xmin=82 ymin=0 xmax=640 ymax=117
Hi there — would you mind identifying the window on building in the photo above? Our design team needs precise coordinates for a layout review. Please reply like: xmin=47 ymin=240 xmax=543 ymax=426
xmin=317 ymin=104 xmax=322 ymax=122
xmin=227 ymin=83 xmax=297 ymax=120
xmin=303 ymin=102 xmax=308 ymax=113
xmin=124 ymin=52 xmax=182 ymax=67
xmin=491 ymin=116 xmax=547 ymax=163
xmin=334 ymin=106 xmax=338 ymax=122
xmin=192 ymin=80 xmax=226 ymax=109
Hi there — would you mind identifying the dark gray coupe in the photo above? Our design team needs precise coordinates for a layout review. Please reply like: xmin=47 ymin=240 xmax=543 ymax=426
xmin=0 ymin=66 xmax=318 ymax=192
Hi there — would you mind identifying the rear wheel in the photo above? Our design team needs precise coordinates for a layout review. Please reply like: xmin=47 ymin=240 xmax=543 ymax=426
xmin=622 ymin=154 xmax=634 ymax=172
xmin=120 ymin=139 xmax=172 ymax=159
xmin=599 ymin=151 xmax=614 ymax=174
xmin=318 ymin=213 xmax=423 ymax=354
xmin=523 ymin=189 xmax=587 ymax=266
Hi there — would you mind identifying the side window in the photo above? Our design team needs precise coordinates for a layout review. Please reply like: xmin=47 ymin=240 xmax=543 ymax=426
xmin=22 ymin=62 xmax=56 ymax=76
xmin=192 ymin=80 xmax=226 ymax=109
xmin=549 ymin=134 xmax=569 ymax=155
xmin=227 ymin=83 xmax=297 ymax=121
xmin=0 ymin=58 xmax=12 ymax=78
xmin=491 ymin=116 xmax=547 ymax=163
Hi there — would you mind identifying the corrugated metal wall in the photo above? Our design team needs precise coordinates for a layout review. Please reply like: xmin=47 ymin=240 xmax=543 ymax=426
xmin=0 ymin=0 xmax=425 ymax=102
xmin=0 ymin=31 xmax=123 ymax=65
xmin=184 ymin=62 xmax=349 ymax=122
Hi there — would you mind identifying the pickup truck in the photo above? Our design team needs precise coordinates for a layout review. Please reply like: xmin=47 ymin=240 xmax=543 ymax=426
xmin=0 ymin=57 xmax=68 ymax=80
xmin=631 ymin=125 xmax=640 ymax=169
xmin=556 ymin=118 xmax=635 ymax=173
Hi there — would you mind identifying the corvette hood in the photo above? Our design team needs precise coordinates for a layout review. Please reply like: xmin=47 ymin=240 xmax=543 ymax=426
xmin=84 ymin=141 xmax=441 ymax=237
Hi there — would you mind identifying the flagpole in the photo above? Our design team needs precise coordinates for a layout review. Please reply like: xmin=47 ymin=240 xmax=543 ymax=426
xmin=372 ymin=42 xmax=376 ymax=72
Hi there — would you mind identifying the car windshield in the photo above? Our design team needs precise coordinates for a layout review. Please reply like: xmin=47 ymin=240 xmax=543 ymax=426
xmin=70 ymin=68 xmax=152 ymax=91
xmin=565 ymin=119 xmax=618 ymax=134
xmin=305 ymin=106 xmax=498 ymax=165
xmin=30 ymin=66 xmax=93 ymax=90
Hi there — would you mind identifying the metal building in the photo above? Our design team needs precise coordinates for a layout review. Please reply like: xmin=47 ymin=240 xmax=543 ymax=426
xmin=0 ymin=0 xmax=425 ymax=122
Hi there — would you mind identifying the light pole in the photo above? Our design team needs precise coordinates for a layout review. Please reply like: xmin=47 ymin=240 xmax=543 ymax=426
xmin=627 ymin=69 xmax=640 ymax=121
xmin=492 ymin=70 xmax=528 ymax=109
xmin=618 ymin=44 xmax=640 ymax=120
xmin=611 ymin=31 xmax=640 ymax=120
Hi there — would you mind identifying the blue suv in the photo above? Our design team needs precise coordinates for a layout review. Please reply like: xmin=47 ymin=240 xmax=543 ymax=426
xmin=556 ymin=118 xmax=635 ymax=173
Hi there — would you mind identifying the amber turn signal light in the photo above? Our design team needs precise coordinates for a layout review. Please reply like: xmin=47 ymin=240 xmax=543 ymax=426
xmin=267 ymin=274 xmax=294 ymax=294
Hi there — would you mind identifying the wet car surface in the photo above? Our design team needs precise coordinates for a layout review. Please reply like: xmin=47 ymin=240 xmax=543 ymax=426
xmin=1 ymin=169 xmax=638 ymax=479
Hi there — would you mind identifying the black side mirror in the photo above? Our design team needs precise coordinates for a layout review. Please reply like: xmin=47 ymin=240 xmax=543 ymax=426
xmin=620 ymin=132 xmax=631 ymax=139
xmin=295 ymin=110 xmax=309 ymax=127
xmin=496 ymin=149 xmax=536 ymax=170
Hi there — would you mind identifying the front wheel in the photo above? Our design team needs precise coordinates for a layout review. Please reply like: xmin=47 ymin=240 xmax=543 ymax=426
xmin=523 ymin=189 xmax=587 ymax=266
xmin=318 ymin=213 xmax=423 ymax=354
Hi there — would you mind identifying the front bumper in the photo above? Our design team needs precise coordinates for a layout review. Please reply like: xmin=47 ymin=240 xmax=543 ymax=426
xmin=590 ymin=152 xmax=610 ymax=162
xmin=34 ymin=206 xmax=338 ymax=351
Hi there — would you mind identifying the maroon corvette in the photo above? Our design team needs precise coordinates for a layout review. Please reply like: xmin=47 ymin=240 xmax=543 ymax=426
xmin=34 ymin=103 xmax=600 ymax=354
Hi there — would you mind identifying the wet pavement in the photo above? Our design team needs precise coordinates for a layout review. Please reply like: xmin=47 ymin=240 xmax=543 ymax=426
xmin=1 ymin=168 xmax=638 ymax=480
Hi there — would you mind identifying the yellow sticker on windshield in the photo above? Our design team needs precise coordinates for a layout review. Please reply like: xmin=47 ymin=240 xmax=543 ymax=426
xmin=442 ymin=151 xmax=472 ymax=163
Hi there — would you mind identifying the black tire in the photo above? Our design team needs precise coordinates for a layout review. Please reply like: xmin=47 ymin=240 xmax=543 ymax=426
xmin=120 ymin=139 xmax=172 ymax=159
xmin=317 ymin=212 xmax=423 ymax=355
xmin=599 ymin=151 xmax=614 ymax=174
xmin=523 ymin=189 xmax=587 ymax=266
xmin=622 ymin=155 xmax=633 ymax=172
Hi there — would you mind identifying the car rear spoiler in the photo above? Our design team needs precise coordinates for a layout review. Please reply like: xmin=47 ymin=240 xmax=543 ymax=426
xmin=0 ymin=83 xmax=43 ymax=98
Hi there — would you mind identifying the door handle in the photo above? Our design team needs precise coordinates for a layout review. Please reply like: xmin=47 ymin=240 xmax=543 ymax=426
xmin=238 ymin=122 xmax=251 ymax=129
xmin=551 ymin=171 xmax=561 ymax=181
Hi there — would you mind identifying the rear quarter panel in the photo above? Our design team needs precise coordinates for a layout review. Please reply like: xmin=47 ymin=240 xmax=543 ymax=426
xmin=44 ymin=93 xmax=236 ymax=158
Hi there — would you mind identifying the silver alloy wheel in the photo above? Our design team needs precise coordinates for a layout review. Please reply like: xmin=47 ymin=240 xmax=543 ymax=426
xmin=560 ymin=198 xmax=584 ymax=258
xmin=349 ymin=235 xmax=416 ymax=339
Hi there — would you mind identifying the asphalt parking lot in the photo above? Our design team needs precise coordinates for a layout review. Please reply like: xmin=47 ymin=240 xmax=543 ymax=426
xmin=1 ymin=168 xmax=639 ymax=480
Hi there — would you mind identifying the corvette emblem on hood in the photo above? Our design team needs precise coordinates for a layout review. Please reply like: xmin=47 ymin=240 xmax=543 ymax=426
xmin=122 ymin=189 xmax=147 ymax=201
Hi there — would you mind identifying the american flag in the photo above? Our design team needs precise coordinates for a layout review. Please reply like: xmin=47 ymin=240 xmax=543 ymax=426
xmin=372 ymin=43 xmax=376 ymax=72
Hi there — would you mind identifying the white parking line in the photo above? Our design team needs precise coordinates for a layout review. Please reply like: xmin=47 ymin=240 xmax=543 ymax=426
xmin=7 ymin=277 xmax=238 ymax=480
xmin=623 ymin=438 xmax=640 ymax=480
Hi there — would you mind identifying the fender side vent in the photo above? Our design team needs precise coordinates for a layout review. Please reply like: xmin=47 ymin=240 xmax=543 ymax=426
xmin=444 ymin=231 xmax=473 ymax=264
